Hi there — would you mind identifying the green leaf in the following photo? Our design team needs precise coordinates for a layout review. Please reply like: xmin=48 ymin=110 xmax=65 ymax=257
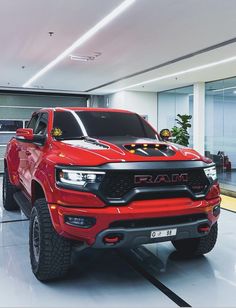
xmin=170 ymin=113 xmax=192 ymax=146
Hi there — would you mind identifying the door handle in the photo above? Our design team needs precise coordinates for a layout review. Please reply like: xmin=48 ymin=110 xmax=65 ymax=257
xmin=25 ymin=151 xmax=31 ymax=156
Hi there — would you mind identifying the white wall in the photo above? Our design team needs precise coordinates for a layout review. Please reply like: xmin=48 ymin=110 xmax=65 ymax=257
xmin=157 ymin=92 xmax=190 ymax=131
xmin=106 ymin=91 xmax=158 ymax=129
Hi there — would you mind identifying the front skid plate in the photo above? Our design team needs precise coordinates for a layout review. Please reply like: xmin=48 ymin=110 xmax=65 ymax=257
xmin=92 ymin=219 xmax=211 ymax=248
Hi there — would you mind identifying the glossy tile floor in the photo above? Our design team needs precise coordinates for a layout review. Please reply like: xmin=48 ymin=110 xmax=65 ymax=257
xmin=0 ymin=176 xmax=236 ymax=307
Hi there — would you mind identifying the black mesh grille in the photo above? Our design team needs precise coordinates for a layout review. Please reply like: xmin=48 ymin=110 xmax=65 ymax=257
xmin=99 ymin=169 xmax=210 ymax=199
xmin=109 ymin=213 xmax=208 ymax=229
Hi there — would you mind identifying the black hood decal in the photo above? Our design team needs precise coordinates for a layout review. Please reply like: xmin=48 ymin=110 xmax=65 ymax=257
xmin=99 ymin=136 xmax=176 ymax=157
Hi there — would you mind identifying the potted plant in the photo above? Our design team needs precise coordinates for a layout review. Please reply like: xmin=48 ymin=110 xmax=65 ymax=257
xmin=171 ymin=114 xmax=192 ymax=146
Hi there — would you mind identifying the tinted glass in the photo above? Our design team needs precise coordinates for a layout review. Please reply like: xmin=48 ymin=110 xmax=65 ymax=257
xmin=35 ymin=113 xmax=48 ymax=135
xmin=27 ymin=114 xmax=39 ymax=132
xmin=53 ymin=111 xmax=83 ymax=139
xmin=0 ymin=120 xmax=23 ymax=131
xmin=53 ymin=111 xmax=157 ymax=139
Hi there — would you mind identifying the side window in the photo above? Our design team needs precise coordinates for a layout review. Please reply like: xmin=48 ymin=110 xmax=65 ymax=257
xmin=34 ymin=113 xmax=48 ymax=135
xmin=27 ymin=114 xmax=39 ymax=132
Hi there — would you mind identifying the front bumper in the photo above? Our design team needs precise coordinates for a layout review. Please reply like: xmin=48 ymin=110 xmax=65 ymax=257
xmin=92 ymin=218 xmax=212 ymax=248
xmin=48 ymin=197 xmax=220 ymax=246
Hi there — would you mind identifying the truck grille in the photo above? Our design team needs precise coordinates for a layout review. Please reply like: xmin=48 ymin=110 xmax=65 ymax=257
xmin=99 ymin=169 xmax=210 ymax=199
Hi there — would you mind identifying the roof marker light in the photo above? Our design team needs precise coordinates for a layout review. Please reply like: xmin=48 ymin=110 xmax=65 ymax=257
xmin=22 ymin=0 xmax=136 ymax=88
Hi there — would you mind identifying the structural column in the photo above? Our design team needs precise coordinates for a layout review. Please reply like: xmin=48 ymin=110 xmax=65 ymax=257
xmin=193 ymin=82 xmax=205 ymax=155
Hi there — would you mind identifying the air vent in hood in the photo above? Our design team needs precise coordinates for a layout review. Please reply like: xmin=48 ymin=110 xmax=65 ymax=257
xmin=124 ymin=143 xmax=176 ymax=157
xmin=62 ymin=138 xmax=109 ymax=150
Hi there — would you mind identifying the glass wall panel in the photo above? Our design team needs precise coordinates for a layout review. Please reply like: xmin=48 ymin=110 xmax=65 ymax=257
xmin=157 ymin=86 xmax=193 ymax=147
xmin=205 ymin=77 xmax=236 ymax=192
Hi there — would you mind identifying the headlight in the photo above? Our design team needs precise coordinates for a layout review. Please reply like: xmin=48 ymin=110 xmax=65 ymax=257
xmin=204 ymin=166 xmax=217 ymax=181
xmin=57 ymin=168 xmax=105 ymax=188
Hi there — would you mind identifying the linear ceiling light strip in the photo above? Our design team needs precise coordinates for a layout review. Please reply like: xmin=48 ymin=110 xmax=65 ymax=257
xmin=212 ymin=86 xmax=236 ymax=92
xmin=22 ymin=0 xmax=136 ymax=88
xmin=111 ymin=55 xmax=236 ymax=92
xmin=86 ymin=37 xmax=236 ymax=92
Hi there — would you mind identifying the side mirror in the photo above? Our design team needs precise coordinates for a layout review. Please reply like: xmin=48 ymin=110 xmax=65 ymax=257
xmin=16 ymin=128 xmax=46 ymax=145
xmin=16 ymin=128 xmax=34 ymax=141
xmin=160 ymin=129 xmax=171 ymax=141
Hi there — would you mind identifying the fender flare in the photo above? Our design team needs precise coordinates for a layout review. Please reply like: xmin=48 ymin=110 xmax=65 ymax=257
xmin=32 ymin=169 xmax=55 ymax=204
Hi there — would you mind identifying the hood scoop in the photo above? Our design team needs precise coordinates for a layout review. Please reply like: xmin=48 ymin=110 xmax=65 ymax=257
xmin=124 ymin=143 xmax=176 ymax=157
xmin=62 ymin=137 xmax=109 ymax=150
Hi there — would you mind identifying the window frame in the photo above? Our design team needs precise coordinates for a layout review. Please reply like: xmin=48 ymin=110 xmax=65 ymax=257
xmin=27 ymin=113 xmax=40 ymax=132
xmin=34 ymin=112 xmax=49 ymax=136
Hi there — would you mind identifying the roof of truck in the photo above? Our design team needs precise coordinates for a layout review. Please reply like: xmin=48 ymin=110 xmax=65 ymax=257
xmin=38 ymin=107 xmax=132 ymax=113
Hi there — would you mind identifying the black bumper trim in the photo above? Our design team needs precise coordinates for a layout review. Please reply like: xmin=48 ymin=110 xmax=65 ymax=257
xmin=92 ymin=218 xmax=210 ymax=248
xmin=105 ymin=186 xmax=206 ymax=204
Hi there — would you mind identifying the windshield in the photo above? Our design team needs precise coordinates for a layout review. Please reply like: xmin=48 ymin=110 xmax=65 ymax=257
xmin=53 ymin=111 xmax=158 ymax=140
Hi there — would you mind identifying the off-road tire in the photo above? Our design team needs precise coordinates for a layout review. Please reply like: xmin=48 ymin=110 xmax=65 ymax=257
xmin=2 ymin=167 xmax=19 ymax=211
xmin=29 ymin=198 xmax=72 ymax=281
xmin=172 ymin=222 xmax=218 ymax=256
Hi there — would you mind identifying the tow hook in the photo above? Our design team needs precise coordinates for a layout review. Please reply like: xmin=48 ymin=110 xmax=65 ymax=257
xmin=103 ymin=234 xmax=123 ymax=245
xmin=198 ymin=224 xmax=210 ymax=233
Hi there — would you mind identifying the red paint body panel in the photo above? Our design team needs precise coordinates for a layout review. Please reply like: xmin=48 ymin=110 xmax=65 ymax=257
xmin=49 ymin=195 xmax=220 ymax=245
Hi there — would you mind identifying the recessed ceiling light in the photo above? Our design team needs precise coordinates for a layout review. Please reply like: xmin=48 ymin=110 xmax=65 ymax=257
xmin=111 ymin=55 xmax=236 ymax=92
xmin=22 ymin=0 xmax=136 ymax=88
xmin=70 ymin=55 xmax=89 ymax=62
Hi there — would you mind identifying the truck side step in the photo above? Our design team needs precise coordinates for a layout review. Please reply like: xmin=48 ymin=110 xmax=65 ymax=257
xmin=13 ymin=192 xmax=32 ymax=218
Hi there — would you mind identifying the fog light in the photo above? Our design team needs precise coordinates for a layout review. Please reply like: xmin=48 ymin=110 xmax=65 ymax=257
xmin=64 ymin=216 xmax=96 ymax=228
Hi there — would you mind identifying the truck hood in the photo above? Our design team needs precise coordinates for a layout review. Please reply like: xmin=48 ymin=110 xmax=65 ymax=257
xmin=52 ymin=136 xmax=205 ymax=166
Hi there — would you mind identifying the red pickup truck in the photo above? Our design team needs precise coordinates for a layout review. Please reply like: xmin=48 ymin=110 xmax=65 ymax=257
xmin=3 ymin=108 xmax=220 ymax=281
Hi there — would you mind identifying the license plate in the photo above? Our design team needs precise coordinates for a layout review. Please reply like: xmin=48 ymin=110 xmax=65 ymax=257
xmin=150 ymin=228 xmax=177 ymax=239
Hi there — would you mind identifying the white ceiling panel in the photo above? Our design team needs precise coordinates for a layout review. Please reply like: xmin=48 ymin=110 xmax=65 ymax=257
xmin=0 ymin=0 xmax=122 ymax=87
xmin=1 ymin=0 xmax=236 ymax=93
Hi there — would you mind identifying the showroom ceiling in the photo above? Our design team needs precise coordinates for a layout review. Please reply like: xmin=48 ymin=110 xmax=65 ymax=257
xmin=1 ymin=0 xmax=236 ymax=94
